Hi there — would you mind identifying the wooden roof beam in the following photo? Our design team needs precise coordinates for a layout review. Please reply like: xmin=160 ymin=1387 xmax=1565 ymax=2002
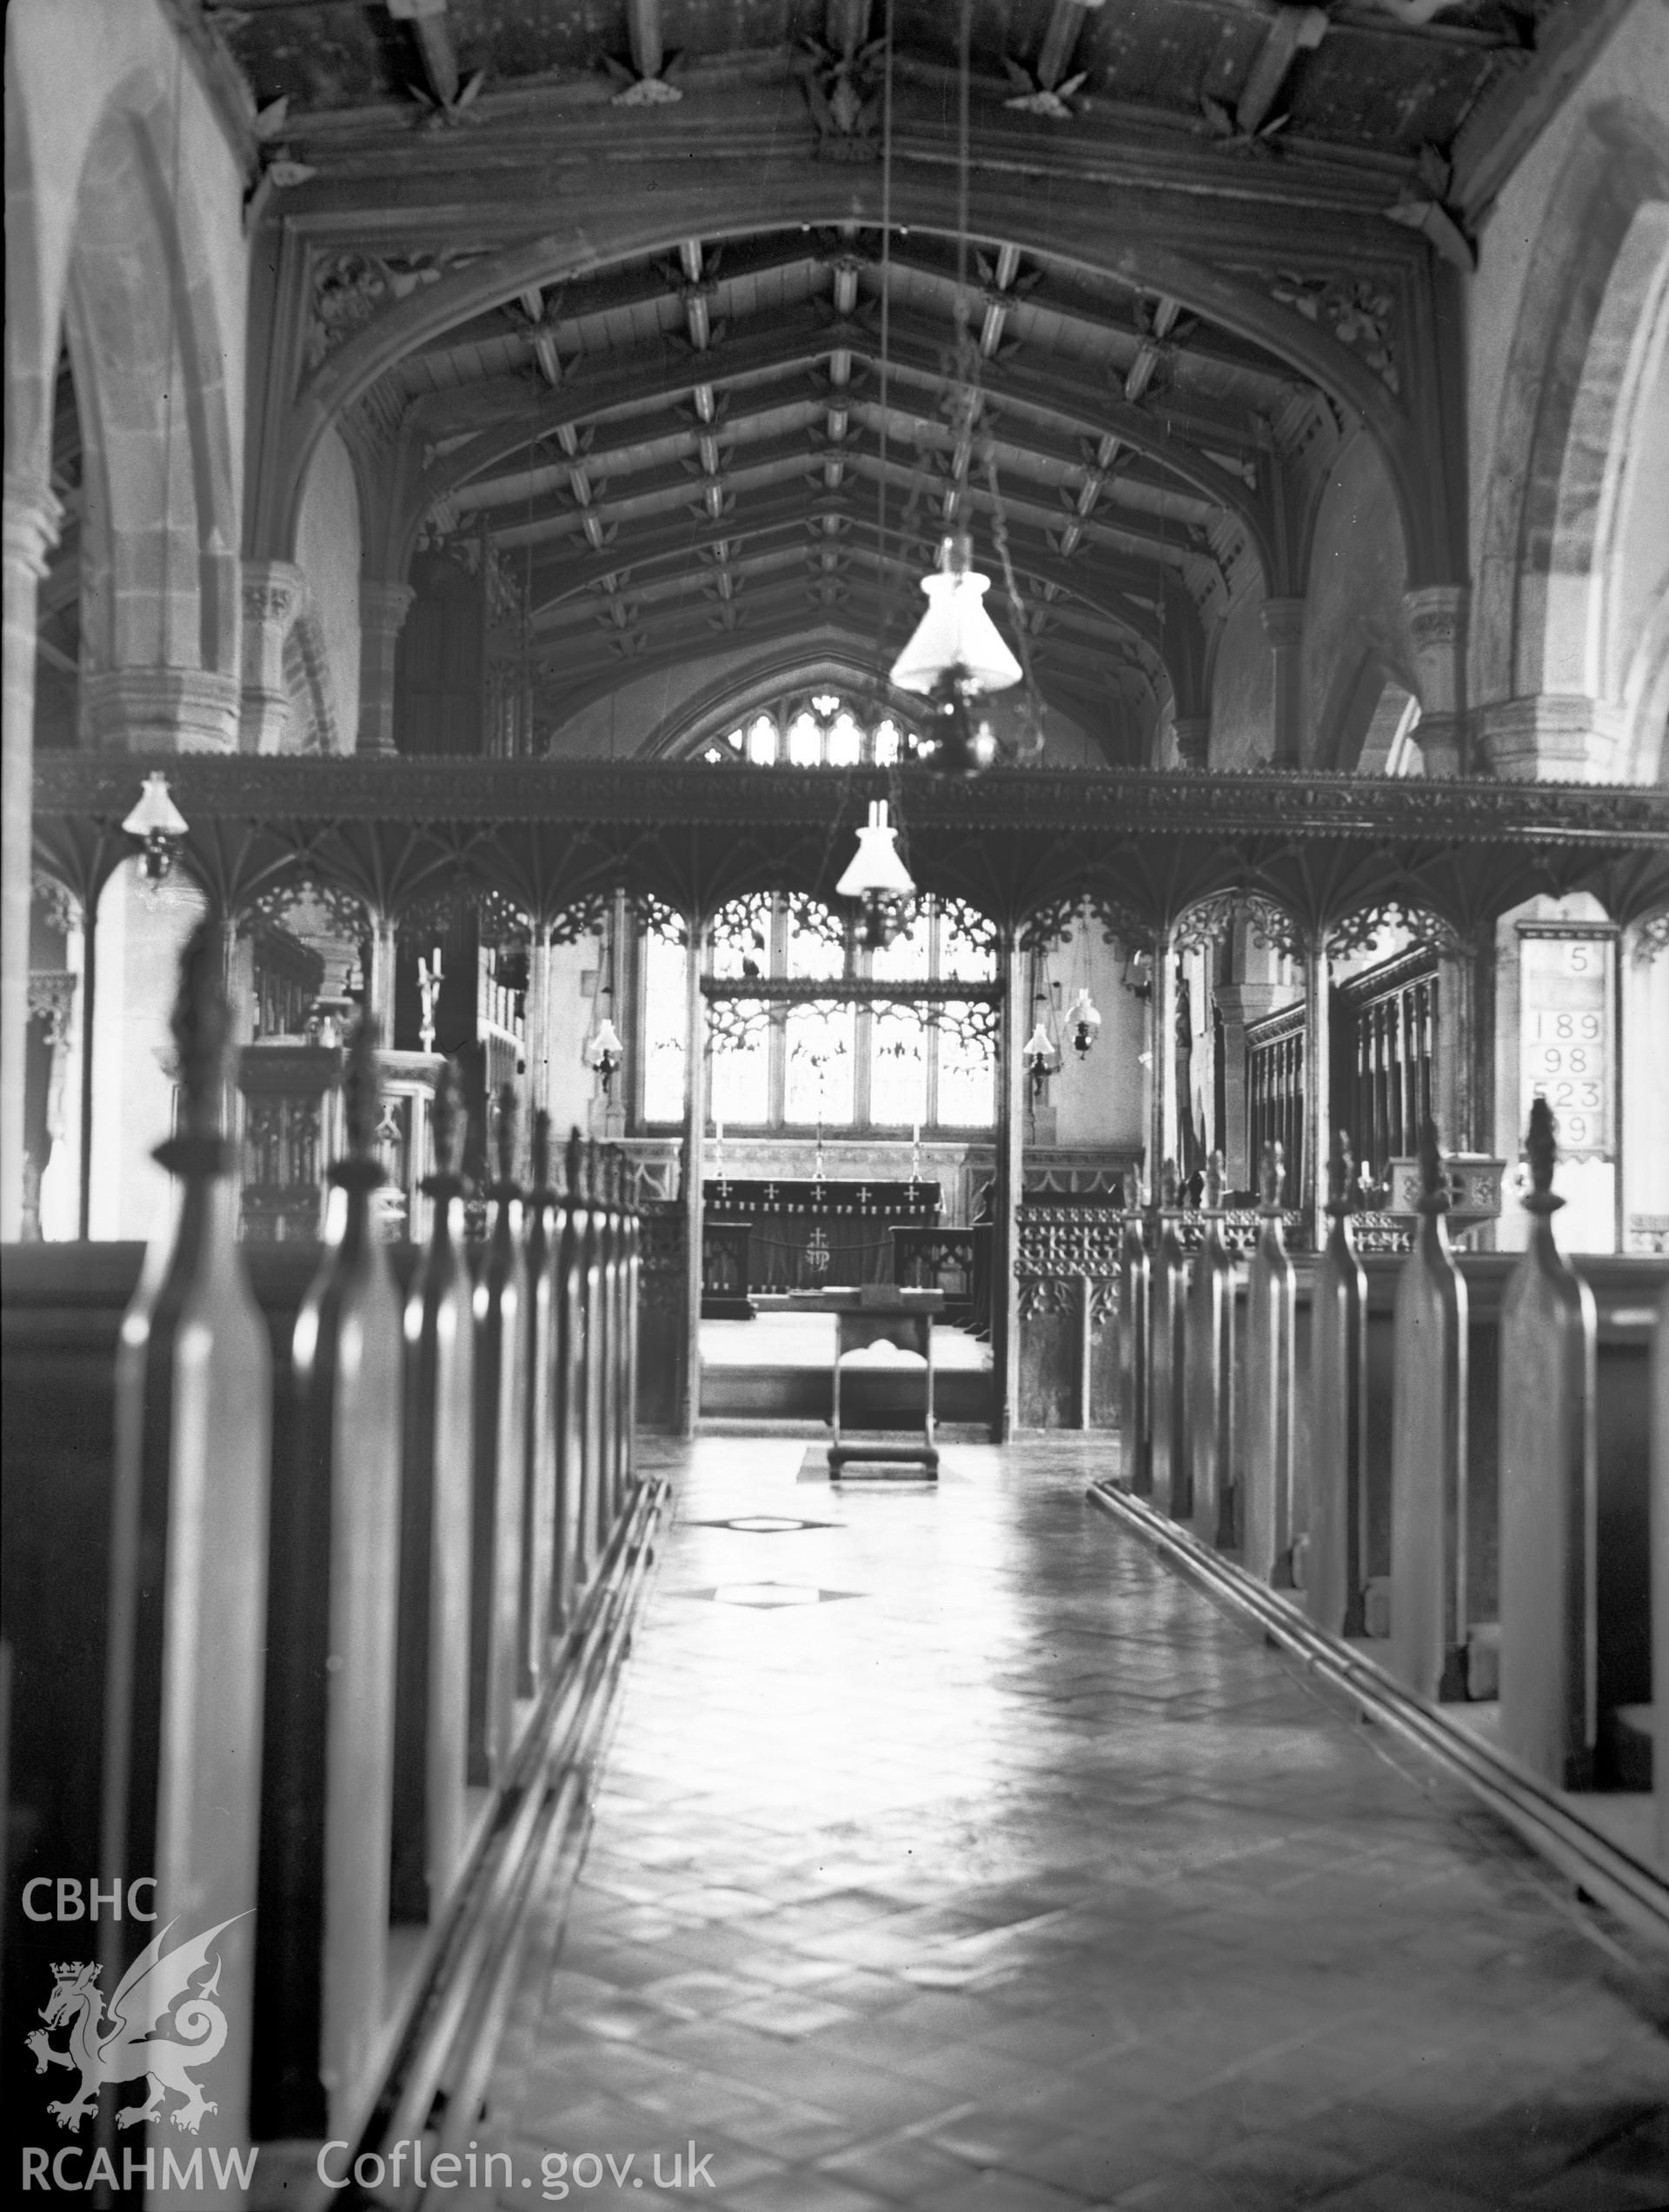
xmin=529 ymin=535 xmax=1167 ymax=663
xmin=387 ymin=0 xmax=460 ymax=106
xmin=500 ymin=435 xmax=1203 ymax=590
xmin=529 ymin=579 xmax=1151 ymax=691
xmin=405 ymin=314 xmax=1273 ymax=583
xmin=459 ymin=390 xmax=1218 ymax=553
xmin=517 ymin=491 xmax=1166 ymax=615
xmin=1034 ymin=2 xmax=1106 ymax=93
xmin=628 ymin=0 xmax=664 ymax=83
xmin=1236 ymin=6 xmax=1330 ymax=137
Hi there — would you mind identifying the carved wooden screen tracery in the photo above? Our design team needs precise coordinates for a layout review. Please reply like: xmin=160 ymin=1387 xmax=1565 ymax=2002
xmin=1334 ymin=947 xmax=1440 ymax=1186
xmin=639 ymin=891 xmax=997 ymax=1133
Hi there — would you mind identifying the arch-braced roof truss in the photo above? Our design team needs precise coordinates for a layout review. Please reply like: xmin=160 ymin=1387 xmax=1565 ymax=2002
xmin=223 ymin=0 xmax=1579 ymax=741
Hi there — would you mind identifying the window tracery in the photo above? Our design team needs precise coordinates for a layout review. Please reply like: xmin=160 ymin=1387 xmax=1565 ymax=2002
xmin=639 ymin=892 xmax=996 ymax=1130
xmin=696 ymin=691 xmax=928 ymax=767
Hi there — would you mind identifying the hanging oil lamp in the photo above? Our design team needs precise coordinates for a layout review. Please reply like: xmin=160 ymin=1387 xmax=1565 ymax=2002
xmin=889 ymin=534 xmax=1022 ymax=776
xmin=836 ymin=798 xmax=917 ymax=948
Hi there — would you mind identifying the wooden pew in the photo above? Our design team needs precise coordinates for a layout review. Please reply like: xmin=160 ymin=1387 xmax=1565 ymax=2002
xmin=253 ymin=1018 xmax=403 ymax=2144
xmin=520 ymin=1113 xmax=559 ymax=1698
xmin=391 ymin=1067 xmax=473 ymax=1927
xmin=1149 ymin=1166 xmax=1191 ymax=1522
xmin=468 ymin=1090 xmax=529 ymax=1789
xmin=1243 ymin=1143 xmax=1297 ymax=1585
xmin=1187 ymin=1157 xmax=1239 ymax=1551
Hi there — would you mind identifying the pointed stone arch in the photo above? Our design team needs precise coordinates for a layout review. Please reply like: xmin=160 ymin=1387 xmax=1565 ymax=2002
xmin=1473 ymin=99 xmax=1669 ymax=783
xmin=57 ymin=70 xmax=243 ymax=748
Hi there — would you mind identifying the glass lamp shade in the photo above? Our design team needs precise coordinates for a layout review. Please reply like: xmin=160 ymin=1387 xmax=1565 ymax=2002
xmin=586 ymin=1016 xmax=625 ymax=1066
xmin=1067 ymin=988 xmax=1102 ymax=1055
xmin=835 ymin=800 xmax=916 ymax=899
xmin=1021 ymin=1021 xmax=1056 ymax=1066
xmin=122 ymin=771 xmax=189 ymax=842
xmin=889 ymin=539 xmax=1023 ymax=698
xmin=123 ymin=771 xmax=190 ymax=881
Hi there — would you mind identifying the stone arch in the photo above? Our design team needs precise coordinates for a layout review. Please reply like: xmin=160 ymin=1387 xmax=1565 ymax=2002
xmin=1321 ymin=649 xmax=1424 ymax=775
xmin=58 ymin=70 xmax=242 ymax=748
xmin=1474 ymin=99 xmax=1669 ymax=783
xmin=280 ymin=596 xmax=341 ymax=755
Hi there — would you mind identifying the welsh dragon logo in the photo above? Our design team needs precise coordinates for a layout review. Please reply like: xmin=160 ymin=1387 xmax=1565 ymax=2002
xmin=27 ymin=1916 xmax=243 ymax=2136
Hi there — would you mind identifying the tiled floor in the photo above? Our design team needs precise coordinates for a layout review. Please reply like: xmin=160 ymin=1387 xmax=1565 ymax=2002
xmin=478 ymin=1439 xmax=1669 ymax=2211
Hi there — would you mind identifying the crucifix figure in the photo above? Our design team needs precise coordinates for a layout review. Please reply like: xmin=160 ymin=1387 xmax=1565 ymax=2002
xmin=417 ymin=946 xmax=443 ymax=1054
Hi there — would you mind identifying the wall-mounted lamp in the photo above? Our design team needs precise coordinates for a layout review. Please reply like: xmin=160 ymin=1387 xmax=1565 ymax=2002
xmin=1021 ymin=1020 xmax=1058 ymax=1099
xmin=122 ymin=772 xmax=189 ymax=882
xmin=585 ymin=1015 xmax=624 ymax=1095
xmin=1067 ymin=987 xmax=1101 ymax=1060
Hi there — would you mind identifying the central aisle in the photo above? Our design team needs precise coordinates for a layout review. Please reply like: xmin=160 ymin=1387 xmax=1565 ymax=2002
xmin=479 ymin=1440 xmax=1668 ymax=2212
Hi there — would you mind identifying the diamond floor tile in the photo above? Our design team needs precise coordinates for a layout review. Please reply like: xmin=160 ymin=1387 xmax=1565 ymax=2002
xmin=476 ymin=1438 xmax=1669 ymax=2210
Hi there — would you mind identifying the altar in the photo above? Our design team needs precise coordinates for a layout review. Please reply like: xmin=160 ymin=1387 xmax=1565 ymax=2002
xmin=702 ymin=1178 xmax=939 ymax=1292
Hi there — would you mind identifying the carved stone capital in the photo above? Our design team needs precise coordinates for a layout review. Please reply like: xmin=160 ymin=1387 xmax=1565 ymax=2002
xmin=361 ymin=579 xmax=416 ymax=640
xmin=1259 ymin=595 xmax=1306 ymax=653
xmin=241 ymin=558 xmax=306 ymax=631
xmin=1472 ymin=693 xmax=1624 ymax=783
xmin=1260 ymin=596 xmax=1304 ymax=766
xmin=3 ymin=473 xmax=64 ymax=581
xmin=28 ymin=970 xmax=76 ymax=1046
xmin=358 ymin=580 xmax=416 ymax=756
xmin=83 ymin=666 xmax=241 ymax=754
xmin=241 ymin=560 xmax=309 ymax=754
xmin=1173 ymin=714 xmax=1211 ymax=769
xmin=1404 ymin=583 xmax=1469 ymax=654
xmin=1404 ymin=584 xmax=1470 ymax=721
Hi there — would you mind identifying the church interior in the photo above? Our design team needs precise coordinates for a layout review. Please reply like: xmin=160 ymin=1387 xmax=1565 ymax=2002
xmin=3 ymin=1 xmax=1669 ymax=2208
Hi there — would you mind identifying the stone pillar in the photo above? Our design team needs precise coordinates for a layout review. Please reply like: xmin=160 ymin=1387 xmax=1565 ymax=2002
xmin=1173 ymin=714 xmax=1211 ymax=769
xmin=1404 ymin=585 xmax=1469 ymax=777
xmin=992 ymin=932 xmax=1027 ymax=1441
xmin=1151 ymin=935 xmax=1180 ymax=1179
xmin=1472 ymin=694 xmax=1621 ymax=783
xmin=359 ymin=580 xmax=416 ymax=756
xmin=81 ymin=667 xmax=241 ymax=753
xmin=1260 ymin=596 xmax=1306 ymax=768
xmin=366 ymin=914 xmax=398 ymax=1041
xmin=525 ymin=932 xmax=553 ymax=1123
xmin=680 ymin=921 xmax=705 ymax=1439
xmin=1303 ymin=934 xmax=1331 ymax=1238
xmin=240 ymin=559 xmax=306 ymax=753
xmin=3 ymin=473 xmax=63 ymax=1240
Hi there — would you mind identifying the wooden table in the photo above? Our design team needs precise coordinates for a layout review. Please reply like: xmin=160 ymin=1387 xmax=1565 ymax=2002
xmin=776 ymin=1286 xmax=945 ymax=1477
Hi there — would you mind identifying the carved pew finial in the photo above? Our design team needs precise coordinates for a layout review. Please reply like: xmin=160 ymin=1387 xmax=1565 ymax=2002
xmin=1160 ymin=1157 xmax=1179 ymax=1206
xmin=1205 ymin=1151 xmax=1225 ymax=1209
xmin=339 ymin=1012 xmax=383 ymax=1179
xmin=1259 ymin=1141 xmax=1285 ymax=1214
xmin=170 ymin=919 xmax=232 ymax=1144
xmin=429 ymin=1061 xmax=464 ymax=1185
xmin=1326 ymin=1129 xmax=1354 ymax=1217
xmin=530 ymin=1106 xmax=553 ymax=1199
xmin=1523 ymin=1095 xmax=1562 ymax=1215
xmin=1416 ymin=1113 xmax=1450 ymax=1212
xmin=493 ymin=1083 xmax=520 ymax=1192
xmin=566 ymin=1126 xmax=584 ymax=1203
